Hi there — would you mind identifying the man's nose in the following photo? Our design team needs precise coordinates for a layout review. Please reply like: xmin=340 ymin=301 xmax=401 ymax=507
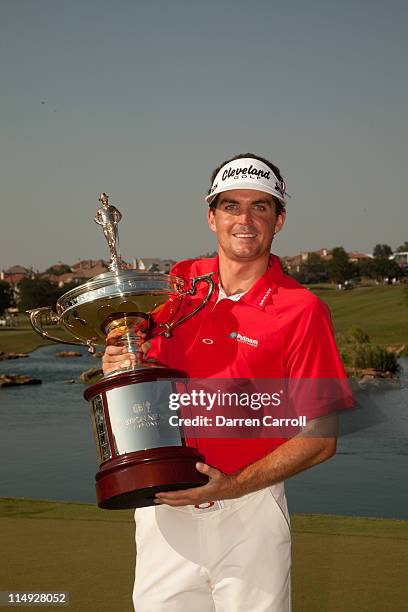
xmin=238 ymin=208 xmax=254 ymax=223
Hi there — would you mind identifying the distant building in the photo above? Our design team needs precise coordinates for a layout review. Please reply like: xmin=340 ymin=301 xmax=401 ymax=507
xmin=281 ymin=248 xmax=371 ymax=273
xmin=45 ymin=262 xmax=72 ymax=273
xmin=347 ymin=251 xmax=372 ymax=263
xmin=313 ymin=248 xmax=332 ymax=260
xmin=281 ymin=248 xmax=332 ymax=273
xmin=133 ymin=258 xmax=176 ymax=273
xmin=61 ymin=259 xmax=110 ymax=283
xmin=0 ymin=265 xmax=33 ymax=285
xmin=71 ymin=259 xmax=108 ymax=273
xmin=280 ymin=253 xmax=302 ymax=273
xmin=391 ymin=251 xmax=408 ymax=267
xmin=38 ymin=259 xmax=109 ymax=287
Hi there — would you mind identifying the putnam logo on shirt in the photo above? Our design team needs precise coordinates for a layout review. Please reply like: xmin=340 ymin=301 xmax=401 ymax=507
xmin=229 ymin=331 xmax=259 ymax=348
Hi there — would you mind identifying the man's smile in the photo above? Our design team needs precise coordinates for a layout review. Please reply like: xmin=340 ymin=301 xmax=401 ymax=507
xmin=232 ymin=231 xmax=258 ymax=239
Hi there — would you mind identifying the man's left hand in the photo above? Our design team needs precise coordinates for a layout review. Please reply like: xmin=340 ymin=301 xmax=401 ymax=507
xmin=154 ymin=462 xmax=243 ymax=507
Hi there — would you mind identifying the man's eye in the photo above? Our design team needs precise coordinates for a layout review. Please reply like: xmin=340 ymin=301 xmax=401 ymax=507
xmin=225 ymin=203 xmax=237 ymax=211
xmin=253 ymin=204 xmax=266 ymax=211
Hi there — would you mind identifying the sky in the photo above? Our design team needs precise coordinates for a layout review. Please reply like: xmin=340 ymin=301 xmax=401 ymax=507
xmin=1 ymin=0 xmax=407 ymax=271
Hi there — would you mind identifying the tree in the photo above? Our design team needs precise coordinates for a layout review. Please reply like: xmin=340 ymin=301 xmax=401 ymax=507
xmin=328 ymin=247 xmax=353 ymax=284
xmin=17 ymin=278 xmax=76 ymax=311
xmin=368 ymin=243 xmax=402 ymax=282
xmin=44 ymin=264 xmax=72 ymax=276
xmin=0 ymin=280 xmax=13 ymax=315
xmin=297 ymin=253 xmax=329 ymax=284
xmin=18 ymin=278 xmax=57 ymax=311
xmin=359 ymin=255 xmax=402 ymax=281
xmin=373 ymin=244 xmax=393 ymax=259
xmin=396 ymin=241 xmax=408 ymax=253
xmin=371 ymin=258 xmax=402 ymax=282
xmin=356 ymin=258 xmax=375 ymax=279
xmin=280 ymin=259 xmax=289 ymax=275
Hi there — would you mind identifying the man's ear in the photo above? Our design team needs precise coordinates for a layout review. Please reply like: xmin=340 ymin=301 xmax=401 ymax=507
xmin=208 ymin=207 xmax=217 ymax=233
xmin=274 ymin=209 xmax=286 ymax=235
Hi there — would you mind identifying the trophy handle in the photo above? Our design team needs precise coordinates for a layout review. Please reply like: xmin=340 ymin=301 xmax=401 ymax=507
xmin=159 ymin=273 xmax=215 ymax=338
xmin=26 ymin=307 xmax=96 ymax=354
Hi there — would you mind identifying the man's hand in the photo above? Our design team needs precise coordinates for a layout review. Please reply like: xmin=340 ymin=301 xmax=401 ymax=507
xmin=102 ymin=328 xmax=150 ymax=375
xmin=154 ymin=462 xmax=243 ymax=507
xmin=155 ymin=433 xmax=337 ymax=507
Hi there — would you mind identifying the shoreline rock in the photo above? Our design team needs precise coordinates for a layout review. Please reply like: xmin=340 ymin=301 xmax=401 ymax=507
xmin=55 ymin=351 xmax=82 ymax=358
xmin=80 ymin=367 xmax=103 ymax=384
xmin=386 ymin=345 xmax=406 ymax=357
xmin=347 ymin=368 xmax=401 ymax=392
xmin=0 ymin=351 xmax=29 ymax=361
xmin=346 ymin=366 xmax=398 ymax=379
xmin=0 ymin=375 xmax=42 ymax=388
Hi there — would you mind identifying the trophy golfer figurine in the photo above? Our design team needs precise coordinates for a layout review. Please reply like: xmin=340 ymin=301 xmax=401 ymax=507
xmin=27 ymin=193 xmax=215 ymax=509
xmin=94 ymin=193 xmax=122 ymax=271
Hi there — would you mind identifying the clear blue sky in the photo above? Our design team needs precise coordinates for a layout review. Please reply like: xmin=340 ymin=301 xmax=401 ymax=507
xmin=1 ymin=0 xmax=407 ymax=270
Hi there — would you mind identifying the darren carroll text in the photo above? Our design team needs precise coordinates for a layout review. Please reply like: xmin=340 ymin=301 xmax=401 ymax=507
xmin=168 ymin=416 xmax=307 ymax=428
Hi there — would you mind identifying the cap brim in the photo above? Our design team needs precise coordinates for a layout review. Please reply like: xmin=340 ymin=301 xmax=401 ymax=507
xmin=205 ymin=184 xmax=286 ymax=205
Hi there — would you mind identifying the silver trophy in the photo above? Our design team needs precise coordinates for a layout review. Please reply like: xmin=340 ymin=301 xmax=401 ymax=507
xmin=27 ymin=194 xmax=215 ymax=509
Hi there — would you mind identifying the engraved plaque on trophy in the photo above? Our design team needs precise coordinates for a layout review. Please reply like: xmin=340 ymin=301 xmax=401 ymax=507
xmin=27 ymin=193 xmax=214 ymax=509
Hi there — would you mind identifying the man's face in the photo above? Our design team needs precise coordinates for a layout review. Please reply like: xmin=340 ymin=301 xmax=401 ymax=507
xmin=207 ymin=189 xmax=285 ymax=262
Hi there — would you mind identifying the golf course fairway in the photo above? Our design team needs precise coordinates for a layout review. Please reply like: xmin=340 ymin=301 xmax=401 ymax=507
xmin=1 ymin=498 xmax=407 ymax=611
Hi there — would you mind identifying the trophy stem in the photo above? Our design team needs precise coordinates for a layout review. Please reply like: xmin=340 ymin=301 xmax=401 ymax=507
xmin=103 ymin=312 xmax=152 ymax=370
xmin=121 ymin=329 xmax=140 ymax=355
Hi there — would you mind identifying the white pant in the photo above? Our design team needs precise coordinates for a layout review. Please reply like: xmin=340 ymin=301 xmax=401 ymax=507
xmin=133 ymin=483 xmax=291 ymax=611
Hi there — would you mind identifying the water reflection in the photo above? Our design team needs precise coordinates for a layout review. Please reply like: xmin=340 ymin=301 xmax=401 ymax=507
xmin=0 ymin=345 xmax=407 ymax=518
xmin=0 ymin=344 xmax=97 ymax=503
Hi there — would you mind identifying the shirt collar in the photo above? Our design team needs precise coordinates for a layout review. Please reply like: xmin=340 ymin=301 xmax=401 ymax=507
xmin=239 ymin=254 xmax=283 ymax=311
xmin=217 ymin=283 xmax=247 ymax=304
xmin=196 ymin=254 xmax=283 ymax=311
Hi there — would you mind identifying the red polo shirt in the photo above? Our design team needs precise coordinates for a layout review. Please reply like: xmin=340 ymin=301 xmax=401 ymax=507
xmin=148 ymin=255 xmax=353 ymax=473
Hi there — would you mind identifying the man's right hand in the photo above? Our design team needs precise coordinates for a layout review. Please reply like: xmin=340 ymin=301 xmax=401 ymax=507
xmin=102 ymin=328 xmax=149 ymax=376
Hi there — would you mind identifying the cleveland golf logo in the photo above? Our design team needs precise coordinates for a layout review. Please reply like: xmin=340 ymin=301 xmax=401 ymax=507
xmin=221 ymin=164 xmax=271 ymax=182
xmin=229 ymin=331 xmax=259 ymax=348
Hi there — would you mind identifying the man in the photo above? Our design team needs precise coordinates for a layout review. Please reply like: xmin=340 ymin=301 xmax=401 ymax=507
xmin=103 ymin=153 xmax=353 ymax=611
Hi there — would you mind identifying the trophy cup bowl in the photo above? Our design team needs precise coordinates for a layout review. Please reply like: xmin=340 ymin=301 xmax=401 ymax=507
xmin=27 ymin=194 xmax=215 ymax=509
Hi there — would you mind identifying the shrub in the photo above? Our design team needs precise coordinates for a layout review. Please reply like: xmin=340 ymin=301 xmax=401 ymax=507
xmin=351 ymin=344 xmax=399 ymax=373
xmin=337 ymin=326 xmax=399 ymax=374
xmin=348 ymin=326 xmax=370 ymax=344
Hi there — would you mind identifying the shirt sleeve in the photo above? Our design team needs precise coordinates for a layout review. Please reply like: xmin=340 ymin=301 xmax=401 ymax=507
xmin=284 ymin=296 xmax=354 ymax=419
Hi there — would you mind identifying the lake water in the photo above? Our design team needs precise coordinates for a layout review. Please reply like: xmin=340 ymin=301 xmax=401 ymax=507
xmin=0 ymin=345 xmax=407 ymax=519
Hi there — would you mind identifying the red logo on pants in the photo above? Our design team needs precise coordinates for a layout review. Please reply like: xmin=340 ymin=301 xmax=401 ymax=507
xmin=194 ymin=501 xmax=215 ymax=509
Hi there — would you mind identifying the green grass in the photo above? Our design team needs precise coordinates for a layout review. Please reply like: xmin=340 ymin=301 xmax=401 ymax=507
xmin=1 ymin=498 xmax=407 ymax=612
xmin=0 ymin=498 xmax=134 ymax=612
xmin=0 ymin=326 xmax=74 ymax=353
xmin=310 ymin=285 xmax=408 ymax=346
xmin=0 ymin=497 xmax=133 ymax=522
xmin=1 ymin=286 xmax=407 ymax=354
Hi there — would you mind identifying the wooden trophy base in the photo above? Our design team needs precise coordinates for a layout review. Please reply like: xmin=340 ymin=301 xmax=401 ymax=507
xmin=95 ymin=446 xmax=207 ymax=509
xmin=84 ymin=368 xmax=208 ymax=510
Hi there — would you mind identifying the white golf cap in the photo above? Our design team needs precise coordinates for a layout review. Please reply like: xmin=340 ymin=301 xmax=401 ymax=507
xmin=205 ymin=157 xmax=287 ymax=205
